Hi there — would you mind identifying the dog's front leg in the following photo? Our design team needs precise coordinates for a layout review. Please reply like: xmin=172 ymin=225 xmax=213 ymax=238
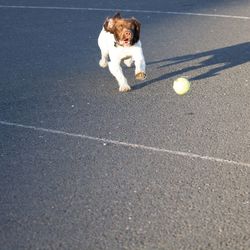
xmin=134 ymin=49 xmax=146 ymax=80
xmin=108 ymin=60 xmax=131 ymax=92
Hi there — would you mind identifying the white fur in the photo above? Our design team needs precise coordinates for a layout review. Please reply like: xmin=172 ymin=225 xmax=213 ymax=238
xmin=98 ymin=28 xmax=146 ymax=92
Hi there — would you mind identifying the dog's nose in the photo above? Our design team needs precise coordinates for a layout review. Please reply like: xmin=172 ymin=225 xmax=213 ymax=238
xmin=124 ymin=30 xmax=132 ymax=38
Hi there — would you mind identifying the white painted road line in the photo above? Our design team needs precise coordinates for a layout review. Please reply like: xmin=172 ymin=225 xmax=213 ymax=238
xmin=1 ymin=120 xmax=250 ymax=168
xmin=0 ymin=5 xmax=250 ymax=20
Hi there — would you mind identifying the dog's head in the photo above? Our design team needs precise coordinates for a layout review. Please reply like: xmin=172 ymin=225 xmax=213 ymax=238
xmin=103 ymin=13 xmax=141 ymax=47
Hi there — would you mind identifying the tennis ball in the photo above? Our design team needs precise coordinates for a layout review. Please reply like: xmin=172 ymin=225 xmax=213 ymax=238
xmin=173 ymin=77 xmax=191 ymax=95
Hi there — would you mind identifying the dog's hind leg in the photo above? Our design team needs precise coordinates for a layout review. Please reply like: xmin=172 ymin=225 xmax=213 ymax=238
xmin=99 ymin=51 xmax=109 ymax=68
xmin=123 ymin=57 xmax=133 ymax=67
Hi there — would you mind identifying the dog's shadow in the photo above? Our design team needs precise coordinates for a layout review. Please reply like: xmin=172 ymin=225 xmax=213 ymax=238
xmin=133 ymin=42 xmax=250 ymax=90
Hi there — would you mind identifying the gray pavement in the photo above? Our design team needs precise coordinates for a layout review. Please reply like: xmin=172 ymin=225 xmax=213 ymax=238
xmin=0 ymin=1 xmax=250 ymax=249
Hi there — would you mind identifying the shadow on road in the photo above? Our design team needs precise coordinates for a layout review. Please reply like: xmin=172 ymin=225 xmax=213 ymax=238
xmin=134 ymin=42 xmax=250 ymax=90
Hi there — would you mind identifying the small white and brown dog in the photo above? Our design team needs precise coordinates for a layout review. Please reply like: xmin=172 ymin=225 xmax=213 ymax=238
xmin=98 ymin=13 xmax=146 ymax=92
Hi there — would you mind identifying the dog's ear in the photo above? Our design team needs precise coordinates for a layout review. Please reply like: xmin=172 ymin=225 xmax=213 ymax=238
xmin=103 ymin=17 xmax=114 ymax=33
xmin=132 ymin=18 xmax=141 ymax=44
xmin=113 ymin=12 xmax=122 ymax=19
xmin=103 ymin=13 xmax=122 ymax=33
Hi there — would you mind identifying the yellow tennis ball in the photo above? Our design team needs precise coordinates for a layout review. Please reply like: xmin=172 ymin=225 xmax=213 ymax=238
xmin=173 ymin=77 xmax=191 ymax=95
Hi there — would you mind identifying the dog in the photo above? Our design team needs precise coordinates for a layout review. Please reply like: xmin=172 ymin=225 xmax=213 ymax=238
xmin=98 ymin=13 xmax=146 ymax=92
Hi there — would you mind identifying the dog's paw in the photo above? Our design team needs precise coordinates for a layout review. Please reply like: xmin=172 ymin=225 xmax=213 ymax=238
xmin=119 ymin=84 xmax=131 ymax=92
xmin=135 ymin=72 xmax=146 ymax=80
xmin=99 ymin=59 xmax=108 ymax=68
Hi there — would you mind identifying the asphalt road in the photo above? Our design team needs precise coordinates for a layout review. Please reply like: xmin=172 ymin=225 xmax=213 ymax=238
xmin=0 ymin=0 xmax=250 ymax=249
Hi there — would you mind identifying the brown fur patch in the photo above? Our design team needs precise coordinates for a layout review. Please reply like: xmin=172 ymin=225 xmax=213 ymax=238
xmin=104 ymin=13 xmax=141 ymax=46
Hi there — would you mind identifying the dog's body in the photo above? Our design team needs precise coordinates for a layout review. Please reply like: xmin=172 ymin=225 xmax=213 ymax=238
xmin=98 ymin=13 xmax=146 ymax=92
